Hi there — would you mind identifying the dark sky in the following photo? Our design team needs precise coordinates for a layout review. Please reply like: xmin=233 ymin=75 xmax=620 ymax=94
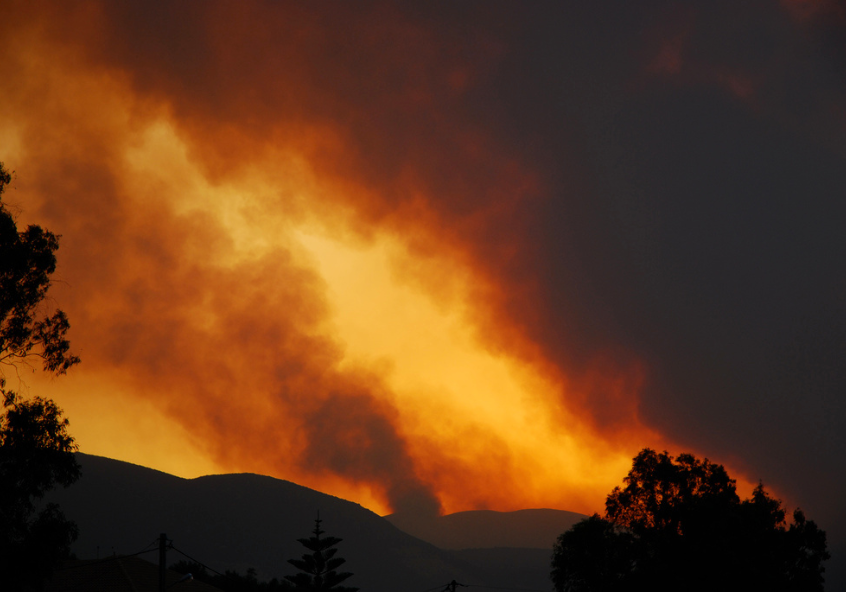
xmin=486 ymin=3 xmax=846 ymax=581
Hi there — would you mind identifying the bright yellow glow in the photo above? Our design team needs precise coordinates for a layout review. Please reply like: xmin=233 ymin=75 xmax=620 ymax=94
xmin=123 ymin=121 xmax=310 ymax=265
xmin=0 ymin=5 xmax=782 ymax=522
xmin=296 ymin=232 xmax=530 ymax=422
xmin=112 ymin=117 xmax=641 ymax=511
xmin=0 ymin=26 xmax=663 ymax=516
xmin=26 ymin=370 xmax=223 ymax=479
xmin=296 ymin=231 xmax=639 ymax=510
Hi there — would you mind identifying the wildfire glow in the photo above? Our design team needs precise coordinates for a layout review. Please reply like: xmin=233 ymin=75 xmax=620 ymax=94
xmin=1 ymin=1 xmax=681 ymax=519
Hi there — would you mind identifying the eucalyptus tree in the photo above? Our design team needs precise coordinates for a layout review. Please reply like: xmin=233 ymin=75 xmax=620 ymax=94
xmin=552 ymin=449 xmax=829 ymax=592
xmin=0 ymin=161 xmax=82 ymax=591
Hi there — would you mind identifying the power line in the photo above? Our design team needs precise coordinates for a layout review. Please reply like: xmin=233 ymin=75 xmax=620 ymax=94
xmin=68 ymin=538 xmax=554 ymax=592
xmin=414 ymin=585 xmax=452 ymax=592
xmin=171 ymin=543 xmax=304 ymax=592
xmin=54 ymin=539 xmax=160 ymax=572
xmin=51 ymin=542 xmax=168 ymax=590
xmin=467 ymin=586 xmax=550 ymax=592
xmin=169 ymin=544 xmax=230 ymax=579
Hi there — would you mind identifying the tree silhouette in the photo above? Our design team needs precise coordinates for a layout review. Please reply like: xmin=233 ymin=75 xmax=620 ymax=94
xmin=551 ymin=449 xmax=829 ymax=592
xmin=0 ymin=162 xmax=81 ymax=591
xmin=550 ymin=514 xmax=634 ymax=592
xmin=285 ymin=517 xmax=358 ymax=592
xmin=0 ymin=165 xmax=79 ymax=386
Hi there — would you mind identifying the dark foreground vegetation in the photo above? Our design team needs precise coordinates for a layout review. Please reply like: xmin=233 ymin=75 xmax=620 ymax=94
xmin=171 ymin=560 xmax=291 ymax=592
xmin=551 ymin=449 xmax=829 ymax=592
xmin=171 ymin=517 xmax=357 ymax=592
xmin=0 ymin=162 xmax=82 ymax=591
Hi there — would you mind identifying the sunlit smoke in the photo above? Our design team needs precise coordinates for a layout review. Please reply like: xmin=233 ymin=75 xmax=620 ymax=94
xmin=0 ymin=1 xmax=671 ymax=518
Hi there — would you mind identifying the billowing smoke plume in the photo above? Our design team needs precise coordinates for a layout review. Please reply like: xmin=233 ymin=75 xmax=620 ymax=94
xmin=3 ymin=12 xmax=845 ymax=589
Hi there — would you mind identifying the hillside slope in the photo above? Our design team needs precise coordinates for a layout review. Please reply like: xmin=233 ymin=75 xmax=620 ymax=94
xmin=46 ymin=454 xmax=577 ymax=592
xmin=46 ymin=454 xmax=478 ymax=592
xmin=385 ymin=508 xmax=586 ymax=550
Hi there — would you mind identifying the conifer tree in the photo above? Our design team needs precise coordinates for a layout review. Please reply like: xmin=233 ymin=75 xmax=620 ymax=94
xmin=285 ymin=516 xmax=358 ymax=592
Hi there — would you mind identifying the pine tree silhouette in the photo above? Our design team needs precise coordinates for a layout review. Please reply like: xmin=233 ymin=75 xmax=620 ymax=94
xmin=285 ymin=516 xmax=358 ymax=592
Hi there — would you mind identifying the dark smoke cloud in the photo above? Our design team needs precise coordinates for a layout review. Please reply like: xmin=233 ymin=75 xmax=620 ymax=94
xmin=436 ymin=2 xmax=846 ymax=583
xmin=300 ymin=392 xmax=441 ymax=517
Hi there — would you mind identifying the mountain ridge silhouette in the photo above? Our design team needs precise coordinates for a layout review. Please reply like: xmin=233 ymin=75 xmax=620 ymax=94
xmin=45 ymin=453 xmax=585 ymax=592
xmin=385 ymin=508 xmax=585 ymax=550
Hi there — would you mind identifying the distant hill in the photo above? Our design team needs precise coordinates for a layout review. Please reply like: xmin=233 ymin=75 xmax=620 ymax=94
xmin=45 ymin=454 xmax=581 ymax=592
xmin=385 ymin=508 xmax=586 ymax=550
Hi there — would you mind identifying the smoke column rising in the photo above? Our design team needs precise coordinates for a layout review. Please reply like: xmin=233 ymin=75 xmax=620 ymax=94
xmin=2 ymin=9 xmax=844 ymax=587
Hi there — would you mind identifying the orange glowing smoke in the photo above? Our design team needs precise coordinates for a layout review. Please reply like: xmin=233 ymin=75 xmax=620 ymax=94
xmin=1 ymin=2 xmax=671 ymax=517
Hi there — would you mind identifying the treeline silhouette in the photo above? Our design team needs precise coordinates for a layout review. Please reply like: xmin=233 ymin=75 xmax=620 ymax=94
xmin=171 ymin=560 xmax=291 ymax=592
xmin=551 ymin=449 xmax=829 ymax=592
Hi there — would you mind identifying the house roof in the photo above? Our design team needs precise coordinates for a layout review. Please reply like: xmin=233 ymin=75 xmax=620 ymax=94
xmin=46 ymin=555 xmax=224 ymax=592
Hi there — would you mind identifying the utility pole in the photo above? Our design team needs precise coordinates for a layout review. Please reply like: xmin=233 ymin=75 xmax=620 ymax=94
xmin=159 ymin=532 xmax=168 ymax=592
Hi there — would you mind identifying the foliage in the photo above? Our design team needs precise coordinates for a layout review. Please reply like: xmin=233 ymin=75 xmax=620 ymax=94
xmin=550 ymin=514 xmax=635 ymax=592
xmin=285 ymin=517 xmax=358 ymax=592
xmin=0 ymin=395 xmax=80 ymax=591
xmin=0 ymin=162 xmax=81 ymax=591
xmin=171 ymin=560 xmax=292 ymax=592
xmin=0 ymin=164 xmax=79 ymax=387
xmin=551 ymin=449 xmax=829 ymax=592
